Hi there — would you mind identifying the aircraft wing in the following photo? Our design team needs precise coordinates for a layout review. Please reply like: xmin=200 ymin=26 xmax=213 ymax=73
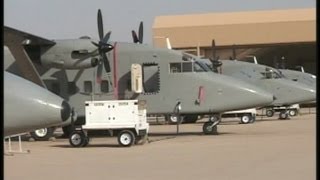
xmin=4 ymin=26 xmax=55 ymax=88
xmin=4 ymin=26 xmax=56 ymax=46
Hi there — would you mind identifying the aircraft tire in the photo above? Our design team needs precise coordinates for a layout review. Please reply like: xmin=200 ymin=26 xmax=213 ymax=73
xmin=118 ymin=130 xmax=135 ymax=147
xmin=279 ymin=111 xmax=289 ymax=120
xmin=165 ymin=114 xmax=183 ymax=124
xmin=82 ymin=136 xmax=90 ymax=147
xmin=202 ymin=122 xmax=218 ymax=135
xmin=69 ymin=131 xmax=86 ymax=147
xmin=289 ymin=109 xmax=298 ymax=116
xmin=30 ymin=127 xmax=55 ymax=141
xmin=266 ymin=110 xmax=274 ymax=117
xmin=240 ymin=114 xmax=252 ymax=124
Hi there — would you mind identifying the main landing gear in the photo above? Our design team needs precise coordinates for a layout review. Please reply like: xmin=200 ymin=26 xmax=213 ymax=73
xmin=202 ymin=114 xmax=221 ymax=135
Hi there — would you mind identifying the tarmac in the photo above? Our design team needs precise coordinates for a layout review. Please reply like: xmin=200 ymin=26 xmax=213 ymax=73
xmin=4 ymin=108 xmax=316 ymax=180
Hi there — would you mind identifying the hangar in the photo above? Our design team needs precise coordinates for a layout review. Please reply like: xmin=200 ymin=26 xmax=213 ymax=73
xmin=152 ymin=8 xmax=316 ymax=74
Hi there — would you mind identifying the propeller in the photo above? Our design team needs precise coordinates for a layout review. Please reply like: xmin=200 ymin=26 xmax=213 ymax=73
xmin=209 ymin=39 xmax=222 ymax=71
xmin=131 ymin=21 xmax=143 ymax=44
xmin=91 ymin=9 xmax=114 ymax=76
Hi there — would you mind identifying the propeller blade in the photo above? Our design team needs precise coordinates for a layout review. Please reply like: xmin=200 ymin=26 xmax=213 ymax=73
xmin=132 ymin=30 xmax=139 ymax=43
xmin=211 ymin=39 xmax=216 ymax=60
xmin=101 ymin=52 xmax=111 ymax=72
xmin=97 ymin=9 xmax=104 ymax=40
xmin=138 ymin=21 xmax=143 ymax=43
xmin=102 ymin=31 xmax=111 ymax=43
xmin=96 ymin=62 xmax=103 ymax=83
xmin=91 ymin=41 xmax=100 ymax=48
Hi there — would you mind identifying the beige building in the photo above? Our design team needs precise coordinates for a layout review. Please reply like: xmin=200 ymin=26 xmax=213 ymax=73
xmin=153 ymin=8 xmax=316 ymax=74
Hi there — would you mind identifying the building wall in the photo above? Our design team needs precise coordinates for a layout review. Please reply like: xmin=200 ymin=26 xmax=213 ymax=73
xmin=152 ymin=8 xmax=316 ymax=74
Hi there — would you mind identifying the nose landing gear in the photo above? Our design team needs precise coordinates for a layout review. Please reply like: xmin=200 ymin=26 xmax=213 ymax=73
xmin=203 ymin=114 xmax=220 ymax=135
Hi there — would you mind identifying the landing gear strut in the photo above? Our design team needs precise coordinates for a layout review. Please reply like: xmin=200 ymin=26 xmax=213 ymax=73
xmin=203 ymin=114 xmax=220 ymax=135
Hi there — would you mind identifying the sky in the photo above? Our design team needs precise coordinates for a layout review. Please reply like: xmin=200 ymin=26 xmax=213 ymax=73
xmin=4 ymin=0 xmax=315 ymax=45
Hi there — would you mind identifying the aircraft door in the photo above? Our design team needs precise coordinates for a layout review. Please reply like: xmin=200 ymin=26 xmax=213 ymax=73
xmin=142 ymin=63 xmax=160 ymax=93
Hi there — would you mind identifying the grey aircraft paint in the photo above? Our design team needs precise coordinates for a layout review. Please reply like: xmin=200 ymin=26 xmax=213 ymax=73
xmin=278 ymin=69 xmax=316 ymax=90
xmin=198 ymin=59 xmax=316 ymax=107
xmin=34 ymin=41 xmax=274 ymax=118
xmin=4 ymin=71 xmax=71 ymax=136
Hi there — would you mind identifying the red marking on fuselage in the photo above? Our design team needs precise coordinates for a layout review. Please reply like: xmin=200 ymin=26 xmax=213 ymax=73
xmin=198 ymin=86 xmax=205 ymax=104
xmin=113 ymin=42 xmax=118 ymax=99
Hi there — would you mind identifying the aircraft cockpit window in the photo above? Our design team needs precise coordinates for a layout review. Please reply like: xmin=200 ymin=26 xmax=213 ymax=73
xmin=261 ymin=69 xmax=282 ymax=79
xmin=182 ymin=62 xmax=193 ymax=72
xmin=170 ymin=62 xmax=207 ymax=73
xmin=194 ymin=61 xmax=211 ymax=72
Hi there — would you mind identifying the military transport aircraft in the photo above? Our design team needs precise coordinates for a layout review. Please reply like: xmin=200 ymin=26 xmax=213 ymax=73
xmin=4 ymin=71 xmax=71 ymax=137
xmin=4 ymin=9 xmax=274 ymax=138
xmin=197 ymin=40 xmax=316 ymax=120
xmin=242 ymin=55 xmax=316 ymax=89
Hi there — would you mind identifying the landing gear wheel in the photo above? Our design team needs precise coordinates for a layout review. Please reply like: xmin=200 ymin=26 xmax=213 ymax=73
xmin=30 ymin=127 xmax=55 ymax=141
xmin=165 ymin=114 xmax=184 ymax=124
xmin=118 ymin=130 xmax=136 ymax=147
xmin=266 ymin=110 xmax=274 ymax=117
xmin=202 ymin=122 xmax=218 ymax=135
xmin=69 ymin=131 xmax=86 ymax=147
xmin=289 ymin=109 xmax=297 ymax=116
xmin=279 ymin=111 xmax=289 ymax=120
xmin=240 ymin=114 xmax=251 ymax=124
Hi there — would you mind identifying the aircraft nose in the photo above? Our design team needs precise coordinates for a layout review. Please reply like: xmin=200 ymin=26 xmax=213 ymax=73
xmin=273 ymin=80 xmax=316 ymax=105
xmin=239 ymin=87 xmax=274 ymax=108
xmin=219 ymin=78 xmax=275 ymax=111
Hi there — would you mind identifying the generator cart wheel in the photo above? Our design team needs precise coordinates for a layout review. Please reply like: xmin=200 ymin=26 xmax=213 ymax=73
xmin=82 ymin=136 xmax=90 ymax=147
xmin=240 ymin=114 xmax=251 ymax=124
xmin=250 ymin=115 xmax=256 ymax=123
xmin=279 ymin=111 xmax=289 ymax=120
xmin=118 ymin=130 xmax=136 ymax=147
xmin=289 ymin=109 xmax=298 ymax=116
xmin=202 ymin=122 xmax=218 ymax=135
xmin=30 ymin=127 xmax=55 ymax=141
xmin=266 ymin=110 xmax=274 ymax=117
xmin=69 ymin=131 xmax=86 ymax=147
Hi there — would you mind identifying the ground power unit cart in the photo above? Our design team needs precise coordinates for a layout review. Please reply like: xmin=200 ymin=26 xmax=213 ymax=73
xmin=69 ymin=100 xmax=149 ymax=147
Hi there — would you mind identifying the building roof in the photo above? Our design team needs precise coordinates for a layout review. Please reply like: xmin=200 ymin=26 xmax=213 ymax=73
xmin=152 ymin=8 xmax=316 ymax=48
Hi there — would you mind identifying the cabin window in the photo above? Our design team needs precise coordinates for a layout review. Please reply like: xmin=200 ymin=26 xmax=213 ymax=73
xmin=100 ymin=80 xmax=109 ymax=93
xmin=84 ymin=81 xmax=92 ymax=93
xmin=142 ymin=63 xmax=160 ymax=93
xmin=170 ymin=63 xmax=181 ymax=73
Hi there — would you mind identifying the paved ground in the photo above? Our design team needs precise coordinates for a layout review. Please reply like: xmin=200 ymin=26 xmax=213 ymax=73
xmin=4 ymin=108 xmax=316 ymax=180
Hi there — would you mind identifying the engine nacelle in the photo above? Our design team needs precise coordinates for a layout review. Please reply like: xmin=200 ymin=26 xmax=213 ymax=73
xmin=41 ymin=56 xmax=99 ymax=69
